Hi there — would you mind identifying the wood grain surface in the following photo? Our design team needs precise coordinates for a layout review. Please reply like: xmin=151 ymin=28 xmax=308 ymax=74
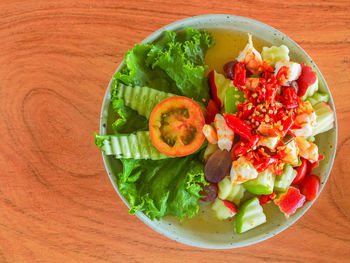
xmin=0 ymin=0 xmax=349 ymax=262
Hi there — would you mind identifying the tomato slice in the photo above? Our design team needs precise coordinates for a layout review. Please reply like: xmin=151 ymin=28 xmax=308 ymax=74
xmin=300 ymin=174 xmax=320 ymax=201
xmin=149 ymin=96 xmax=205 ymax=157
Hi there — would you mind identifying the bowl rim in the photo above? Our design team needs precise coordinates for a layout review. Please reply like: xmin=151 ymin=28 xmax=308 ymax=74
xmin=99 ymin=14 xmax=338 ymax=249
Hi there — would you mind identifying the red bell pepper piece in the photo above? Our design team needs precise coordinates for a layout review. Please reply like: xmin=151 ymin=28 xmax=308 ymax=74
xmin=223 ymin=114 xmax=259 ymax=146
xmin=205 ymin=99 xmax=219 ymax=124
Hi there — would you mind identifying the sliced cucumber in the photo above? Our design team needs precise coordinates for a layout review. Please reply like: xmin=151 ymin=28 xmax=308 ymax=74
xmin=243 ymin=170 xmax=275 ymax=195
xmin=95 ymin=131 xmax=170 ymax=160
xmin=274 ymin=165 xmax=297 ymax=192
xmin=312 ymin=101 xmax=335 ymax=136
xmin=235 ymin=197 xmax=266 ymax=234
xmin=211 ymin=198 xmax=235 ymax=221
xmin=307 ymin=92 xmax=329 ymax=106
xmin=218 ymin=176 xmax=245 ymax=205
xmin=116 ymin=84 xmax=175 ymax=118
xmin=116 ymin=83 xmax=206 ymax=118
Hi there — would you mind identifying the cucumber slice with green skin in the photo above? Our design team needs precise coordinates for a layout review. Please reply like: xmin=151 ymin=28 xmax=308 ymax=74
xmin=274 ymin=165 xmax=297 ymax=192
xmin=307 ymin=92 xmax=329 ymax=106
xmin=235 ymin=197 xmax=266 ymax=234
xmin=116 ymin=84 xmax=175 ymax=119
xmin=116 ymin=84 xmax=206 ymax=118
xmin=95 ymin=131 xmax=170 ymax=160
xmin=311 ymin=101 xmax=335 ymax=136
xmin=224 ymin=86 xmax=245 ymax=114
xmin=218 ymin=176 xmax=245 ymax=205
xmin=211 ymin=198 xmax=236 ymax=220
xmin=243 ymin=170 xmax=275 ymax=195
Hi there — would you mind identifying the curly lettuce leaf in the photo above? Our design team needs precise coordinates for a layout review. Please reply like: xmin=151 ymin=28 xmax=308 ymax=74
xmin=111 ymin=97 xmax=148 ymax=134
xmin=117 ymin=157 xmax=207 ymax=220
xmin=110 ymin=28 xmax=214 ymax=134
xmin=147 ymin=29 xmax=214 ymax=102
xmin=115 ymin=44 xmax=178 ymax=94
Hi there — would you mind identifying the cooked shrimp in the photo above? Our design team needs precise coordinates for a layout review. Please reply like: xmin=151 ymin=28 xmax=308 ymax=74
xmin=245 ymin=77 xmax=260 ymax=91
xmin=274 ymin=61 xmax=301 ymax=85
xmin=230 ymin=156 xmax=258 ymax=185
xmin=202 ymin=124 xmax=218 ymax=144
xmin=214 ymin=114 xmax=234 ymax=151
xmin=295 ymin=136 xmax=319 ymax=163
xmin=278 ymin=140 xmax=299 ymax=165
xmin=236 ymin=34 xmax=263 ymax=74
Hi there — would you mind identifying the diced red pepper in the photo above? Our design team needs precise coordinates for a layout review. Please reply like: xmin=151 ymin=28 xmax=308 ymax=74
xmin=224 ymin=113 xmax=259 ymax=146
xmin=259 ymin=192 xmax=277 ymax=205
xmin=233 ymin=62 xmax=246 ymax=87
xmin=282 ymin=87 xmax=299 ymax=109
xmin=237 ymin=103 xmax=253 ymax=120
xmin=282 ymin=116 xmax=295 ymax=133
xmin=205 ymin=99 xmax=220 ymax=124
xmin=255 ymin=156 xmax=278 ymax=173
xmin=297 ymin=63 xmax=317 ymax=97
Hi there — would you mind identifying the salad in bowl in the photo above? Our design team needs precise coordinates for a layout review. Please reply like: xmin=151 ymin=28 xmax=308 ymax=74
xmin=95 ymin=15 xmax=336 ymax=248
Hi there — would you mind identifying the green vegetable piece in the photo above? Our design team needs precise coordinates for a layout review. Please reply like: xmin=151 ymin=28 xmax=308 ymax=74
xmin=235 ymin=197 xmax=266 ymax=234
xmin=147 ymin=28 xmax=214 ymax=102
xmin=312 ymin=101 xmax=335 ymax=136
xmin=211 ymin=198 xmax=235 ymax=221
xmin=274 ymin=165 xmax=297 ymax=192
xmin=224 ymin=86 xmax=245 ymax=114
xmin=243 ymin=170 xmax=276 ymax=195
xmin=261 ymin=45 xmax=290 ymax=66
xmin=218 ymin=176 xmax=245 ymax=205
xmin=95 ymin=131 xmax=170 ymax=160
xmin=117 ymin=158 xmax=207 ymax=220
xmin=307 ymin=92 xmax=330 ymax=106
xmin=110 ymin=28 xmax=213 ymax=135
xmin=116 ymin=84 xmax=175 ymax=119
xmin=291 ymin=156 xmax=302 ymax=167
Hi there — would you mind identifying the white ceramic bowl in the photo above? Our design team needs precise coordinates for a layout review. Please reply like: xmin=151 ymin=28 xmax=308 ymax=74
xmin=99 ymin=14 xmax=337 ymax=249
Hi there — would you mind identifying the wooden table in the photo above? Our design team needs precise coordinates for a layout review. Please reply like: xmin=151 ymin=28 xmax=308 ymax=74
xmin=1 ymin=1 xmax=349 ymax=262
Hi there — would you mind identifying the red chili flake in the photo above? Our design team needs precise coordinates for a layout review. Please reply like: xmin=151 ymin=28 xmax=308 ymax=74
xmin=281 ymin=87 xmax=299 ymax=109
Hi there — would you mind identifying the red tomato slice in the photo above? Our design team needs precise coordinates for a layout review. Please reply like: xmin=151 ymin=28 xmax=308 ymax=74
xmin=292 ymin=158 xmax=308 ymax=185
xmin=149 ymin=96 xmax=205 ymax=157
xmin=300 ymin=174 xmax=320 ymax=201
